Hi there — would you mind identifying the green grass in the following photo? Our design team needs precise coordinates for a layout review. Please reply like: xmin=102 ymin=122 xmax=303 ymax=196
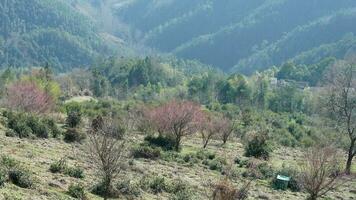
xmin=0 ymin=129 xmax=355 ymax=200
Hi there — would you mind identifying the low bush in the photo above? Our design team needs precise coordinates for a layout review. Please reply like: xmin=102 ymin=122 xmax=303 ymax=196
xmin=257 ymin=162 xmax=275 ymax=179
xmin=68 ymin=183 xmax=86 ymax=199
xmin=132 ymin=145 xmax=161 ymax=159
xmin=212 ymin=180 xmax=250 ymax=200
xmin=64 ymin=128 xmax=86 ymax=143
xmin=8 ymin=168 xmax=33 ymax=188
xmin=91 ymin=181 xmax=118 ymax=198
xmin=4 ymin=111 xmax=61 ymax=139
xmin=5 ymin=129 xmax=16 ymax=137
xmin=0 ymin=169 xmax=6 ymax=188
xmin=49 ymin=159 xmax=84 ymax=179
xmin=196 ymin=149 xmax=216 ymax=160
xmin=49 ymin=159 xmax=67 ymax=173
xmin=65 ymin=167 xmax=85 ymax=179
xmin=244 ymin=133 xmax=271 ymax=160
xmin=65 ymin=103 xmax=82 ymax=128
xmin=203 ymin=157 xmax=226 ymax=172
xmin=1 ymin=156 xmax=18 ymax=170
xmin=149 ymin=176 xmax=167 ymax=194
xmin=43 ymin=118 xmax=62 ymax=138
xmin=91 ymin=182 xmax=107 ymax=197
xmin=168 ymin=179 xmax=193 ymax=200
xmin=234 ymin=157 xmax=249 ymax=168
xmin=116 ymin=179 xmax=141 ymax=197
xmin=144 ymin=135 xmax=176 ymax=151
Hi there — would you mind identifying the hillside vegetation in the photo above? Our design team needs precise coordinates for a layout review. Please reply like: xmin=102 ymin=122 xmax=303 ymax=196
xmin=0 ymin=56 xmax=354 ymax=199
xmin=114 ymin=0 xmax=356 ymax=73
xmin=0 ymin=0 xmax=132 ymax=71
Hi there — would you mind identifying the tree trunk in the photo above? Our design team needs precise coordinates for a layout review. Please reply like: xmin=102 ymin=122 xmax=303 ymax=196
xmin=345 ymin=138 xmax=355 ymax=175
xmin=203 ymin=140 xmax=208 ymax=148
xmin=175 ymin=137 xmax=181 ymax=151
xmin=307 ymin=193 xmax=318 ymax=200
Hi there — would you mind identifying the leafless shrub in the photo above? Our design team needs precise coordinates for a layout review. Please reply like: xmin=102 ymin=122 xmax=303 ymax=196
xmin=87 ymin=116 xmax=126 ymax=200
xmin=212 ymin=179 xmax=251 ymax=200
xmin=299 ymin=146 xmax=344 ymax=200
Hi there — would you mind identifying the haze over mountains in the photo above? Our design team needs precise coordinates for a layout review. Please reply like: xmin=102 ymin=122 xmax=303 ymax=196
xmin=1 ymin=0 xmax=356 ymax=73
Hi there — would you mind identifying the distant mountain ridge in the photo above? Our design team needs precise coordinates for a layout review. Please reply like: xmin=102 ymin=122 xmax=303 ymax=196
xmin=1 ymin=0 xmax=356 ymax=73
xmin=0 ymin=0 xmax=133 ymax=71
xmin=113 ymin=0 xmax=356 ymax=73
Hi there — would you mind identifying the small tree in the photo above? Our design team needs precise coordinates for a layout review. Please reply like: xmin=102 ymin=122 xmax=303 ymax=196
xmin=200 ymin=114 xmax=216 ymax=149
xmin=5 ymin=80 xmax=53 ymax=114
xmin=324 ymin=63 xmax=356 ymax=174
xmin=244 ymin=129 xmax=271 ymax=160
xmin=200 ymin=114 xmax=235 ymax=148
xmin=65 ymin=103 xmax=82 ymax=128
xmin=150 ymin=100 xmax=204 ymax=151
xmin=219 ymin=117 xmax=235 ymax=145
xmin=87 ymin=116 xmax=126 ymax=200
xmin=299 ymin=146 xmax=343 ymax=200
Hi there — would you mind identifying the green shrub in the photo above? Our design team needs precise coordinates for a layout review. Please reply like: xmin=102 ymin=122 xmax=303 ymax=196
xmin=182 ymin=153 xmax=199 ymax=164
xmin=5 ymin=129 xmax=16 ymax=137
xmin=116 ymin=179 xmax=141 ymax=196
xmin=132 ymin=145 xmax=161 ymax=159
xmin=43 ymin=118 xmax=62 ymax=138
xmin=65 ymin=167 xmax=85 ymax=179
xmin=8 ymin=168 xmax=33 ymax=188
xmin=195 ymin=149 xmax=215 ymax=160
xmin=49 ymin=159 xmax=67 ymax=173
xmin=13 ymin=121 xmax=33 ymax=138
xmin=170 ymin=190 xmax=193 ymax=200
xmin=166 ymin=179 xmax=193 ymax=199
xmin=234 ymin=157 xmax=249 ymax=168
xmin=68 ymin=183 xmax=86 ymax=199
xmin=66 ymin=103 xmax=82 ymax=128
xmin=26 ymin=115 xmax=48 ymax=138
xmin=203 ymin=157 xmax=226 ymax=172
xmin=4 ymin=111 xmax=60 ymax=139
xmin=0 ymin=169 xmax=6 ymax=188
xmin=207 ymin=160 xmax=223 ymax=171
xmin=149 ymin=176 xmax=166 ymax=194
xmin=64 ymin=128 xmax=86 ymax=143
xmin=91 ymin=181 xmax=118 ymax=198
xmin=144 ymin=135 xmax=176 ymax=151
xmin=244 ymin=134 xmax=271 ymax=160
xmin=1 ymin=156 xmax=18 ymax=170
xmin=257 ymin=162 xmax=275 ymax=179
xmin=91 ymin=182 xmax=107 ymax=197
xmin=161 ymin=151 xmax=182 ymax=162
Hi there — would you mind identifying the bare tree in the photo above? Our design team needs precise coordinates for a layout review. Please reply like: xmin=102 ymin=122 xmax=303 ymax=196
xmin=299 ymin=146 xmax=343 ymax=200
xmin=325 ymin=62 xmax=356 ymax=174
xmin=219 ymin=117 xmax=236 ymax=145
xmin=200 ymin=114 xmax=215 ymax=148
xmin=87 ymin=116 xmax=126 ymax=200
xmin=149 ymin=100 xmax=204 ymax=151
xmin=200 ymin=114 xmax=235 ymax=148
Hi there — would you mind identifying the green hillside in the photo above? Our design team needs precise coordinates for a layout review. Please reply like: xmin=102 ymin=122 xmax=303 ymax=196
xmin=0 ymin=0 xmax=132 ymax=71
xmin=114 ymin=0 xmax=356 ymax=73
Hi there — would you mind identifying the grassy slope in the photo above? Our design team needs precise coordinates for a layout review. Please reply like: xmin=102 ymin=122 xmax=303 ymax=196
xmin=0 ymin=125 xmax=355 ymax=199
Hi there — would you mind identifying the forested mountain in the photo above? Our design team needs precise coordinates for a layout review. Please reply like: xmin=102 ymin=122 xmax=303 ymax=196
xmin=2 ymin=0 xmax=356 ymax=74
xmin=113 ymin=0 xmax=356 ymax=73
xmin=0 ymin=0 xmax=133 ymax=71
